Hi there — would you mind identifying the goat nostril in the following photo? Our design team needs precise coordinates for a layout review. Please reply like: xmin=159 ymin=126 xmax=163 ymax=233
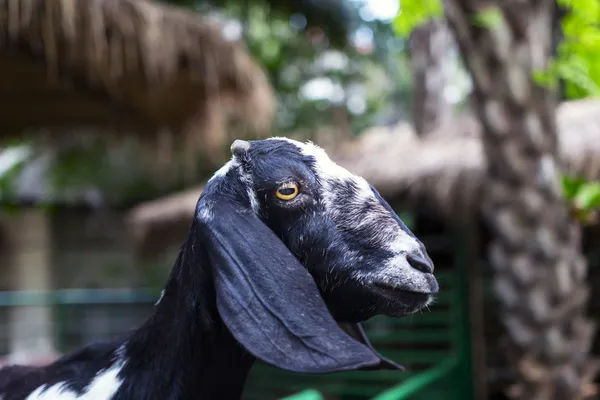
xmin=407 ymin=253 xmax=434 ymax=274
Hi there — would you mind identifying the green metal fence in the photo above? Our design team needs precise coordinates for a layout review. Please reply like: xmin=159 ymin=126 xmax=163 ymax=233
xmin=0 ymin=288 xmax=159 ymax=355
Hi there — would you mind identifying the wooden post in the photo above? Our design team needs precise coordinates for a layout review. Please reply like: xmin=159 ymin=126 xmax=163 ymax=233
xmin=464 ymin=219 xmax=488 ymax=399
xmin=5 ymin=209 xmax=55 ymax=363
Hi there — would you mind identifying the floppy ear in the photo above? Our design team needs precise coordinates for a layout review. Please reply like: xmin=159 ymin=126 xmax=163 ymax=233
xmin=337 ymin=323 xmax=404 ymax=371
xmin=198 ymin=199 xmax=385 ymax=373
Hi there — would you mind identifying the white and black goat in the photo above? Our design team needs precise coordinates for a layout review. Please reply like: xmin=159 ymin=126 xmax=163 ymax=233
xmin=0 ymin=138 xmax=439 ymax=400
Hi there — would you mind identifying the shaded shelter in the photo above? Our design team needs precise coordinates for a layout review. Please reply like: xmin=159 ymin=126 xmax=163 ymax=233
xmin=0 ymin=0 xmax=276 ymax=167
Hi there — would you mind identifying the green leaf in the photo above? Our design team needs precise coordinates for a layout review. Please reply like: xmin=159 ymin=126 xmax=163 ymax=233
xmin=392 ymin=0 xmax=443 ymax=38
xmin=574 ymin=182 xmax=600 ymax=210
xmin=532 ymin=67 xmax=559 ymax=90
xmin=553 ymin=0 xmax=600 ymax=100
xmin=561 ymin=175 xmax=587 ymax=200
xmin=0 ymin=145 xmax=32 ymax=201
xmin=470 ymin=7 xmax=503 ymax=29
xmin=555 ymin=56 xmax=600 ymax=97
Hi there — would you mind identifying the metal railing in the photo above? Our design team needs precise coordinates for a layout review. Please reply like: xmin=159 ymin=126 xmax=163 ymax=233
xmin=282 ymin=358 xmax=458 ymax=400
xmin=0 ymin=288 xmax=159 ymax=357
xmin=0 ymin=288 xmax=159 ymax=307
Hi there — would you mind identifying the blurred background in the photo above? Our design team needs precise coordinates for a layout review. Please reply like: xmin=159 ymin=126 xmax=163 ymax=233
xmin=0 ymin=0 xmax=599 ymax=399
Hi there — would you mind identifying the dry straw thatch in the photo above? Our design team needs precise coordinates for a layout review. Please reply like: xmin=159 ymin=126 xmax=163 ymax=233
xmin=333 ymin=99 xmax=600 ymax=217
xmin=128 ymin=184 xmax=204 ymax=250
xmin=0 ymin=0 xmax=275 ymax=167
xmin=128 ymin=99 xmax=600 ymax=248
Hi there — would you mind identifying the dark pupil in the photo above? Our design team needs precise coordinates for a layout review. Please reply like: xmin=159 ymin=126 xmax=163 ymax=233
xmin=279 ymin=187 xmax=295 ymax=195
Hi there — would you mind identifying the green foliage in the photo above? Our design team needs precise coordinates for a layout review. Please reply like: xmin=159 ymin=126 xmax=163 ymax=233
xmin=162 ymin=0 xmax=352 ymax=47
xmin=393 ymin=1 xmax=503 ymax=37
xmin=551 ymin=1 xmax=600 ymax=220
xmin=48 ymin=141 xmax=162 ymax=205
xmin=393 ymin=0 xmax=600 ymax=100
xmin=561 ymin=175 xmax=587 ymax=200
xmin=561 ymin=175 xmax=600 ymax=224
xmin=573 ymin=182 xmax=600 ymax=211
xmin=162 ymin=0 xmax=401 ymax=135
xmin=562 ymin=175 xmax=600 ymax=211
xmin=392 ymin=0 xmax=442 ymax=38
xmin=0 ymin=137 xmax=191 ymax=208
xmin=0 ymin=145 xmax=31 ymax=200
xmin=551 ymin=0 xmax=600 ymax=98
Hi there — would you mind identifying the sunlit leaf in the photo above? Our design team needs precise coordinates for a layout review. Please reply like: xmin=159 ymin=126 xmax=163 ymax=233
xmin=561 ymin=175 xmax=587 ymax=200
xmin=392 ymin=0 xmax=443 ymax=38
xmin=554 ymin=0 xmax=600 ymax=99
xmin=574 ymin=182 xmax=600 ymax=211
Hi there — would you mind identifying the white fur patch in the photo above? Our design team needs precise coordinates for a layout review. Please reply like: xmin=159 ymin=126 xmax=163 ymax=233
xmin=25 ymin=382 xmax=76 ymax=400
xmin=235 ymin=164 xmax=260 ymax=214
xmin=25 ymin=350 xmax=126 ymax=400
xmin=208 ymin=160 xmax=233 ymax=182
xmin=206 ymin=152 xmax=260 ymax=214
xmin=197 ymin=203 xmax=213 ymax=221
xmin=268 ymin=137 xmax=361 ymax=181
xmin=200 ymin=159 xmax=238 ymax=221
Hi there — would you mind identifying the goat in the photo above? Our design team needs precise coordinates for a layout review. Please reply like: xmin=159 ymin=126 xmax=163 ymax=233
xmin=0 ymin=137 xmax=439 ymax=400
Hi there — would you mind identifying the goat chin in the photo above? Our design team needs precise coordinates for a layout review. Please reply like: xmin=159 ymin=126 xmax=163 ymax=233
xmin=0 ymin=138 xmax=437 ymax=400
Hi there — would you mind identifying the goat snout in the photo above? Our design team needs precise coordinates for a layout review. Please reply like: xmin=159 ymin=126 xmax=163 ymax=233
xmin=406 ymin=252 xmax=434 ymax=274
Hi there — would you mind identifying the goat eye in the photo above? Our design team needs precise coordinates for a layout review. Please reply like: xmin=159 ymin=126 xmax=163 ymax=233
xmin=275 ymin=183 xmax=299 ymax=201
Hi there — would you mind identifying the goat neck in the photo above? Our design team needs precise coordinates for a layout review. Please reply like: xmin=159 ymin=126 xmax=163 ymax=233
xmin=0 ymin=226 xmax=253 ymax=400
xmin=117 ymin=225 xmax=255 ymax=399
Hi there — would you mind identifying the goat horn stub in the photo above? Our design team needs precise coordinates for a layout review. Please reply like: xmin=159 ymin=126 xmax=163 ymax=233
xmin=231 ymin=140 xmax=251 ymax=157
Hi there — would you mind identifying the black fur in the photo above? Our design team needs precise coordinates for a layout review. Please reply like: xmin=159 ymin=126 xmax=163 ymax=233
xmin=0 ymin=340 xmax=118 ymax=398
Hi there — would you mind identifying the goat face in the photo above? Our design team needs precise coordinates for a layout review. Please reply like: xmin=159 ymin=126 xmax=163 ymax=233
xmin=256 ymin=138 xmax=438 ymax=321
xmin=195 ymin=137 xmax=438 ymax=373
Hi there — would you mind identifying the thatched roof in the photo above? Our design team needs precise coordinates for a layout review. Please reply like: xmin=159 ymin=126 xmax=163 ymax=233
xmin=128 ymin=185 xmax=204 ymax=249
xmin=0 ymin=0 xmax=275 ymax=165
xmin=127 ymin=99 xmax=600 ymax=248
xmin=332 ymin=99 xmax=600 ymax=217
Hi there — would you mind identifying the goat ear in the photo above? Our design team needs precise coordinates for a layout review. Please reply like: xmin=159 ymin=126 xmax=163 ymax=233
xmin=198 ymin=200 xmax=384 ymax=373
xmin=337 ymin=323 xmax=405 ymax=371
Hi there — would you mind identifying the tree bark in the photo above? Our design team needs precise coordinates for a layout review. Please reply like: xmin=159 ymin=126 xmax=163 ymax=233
xmin=442 ymin=1 xmax=596 ymax=399
xmin=409 ymin=18 xmax=453 ymax=135
xmin=551 ymin=1 xmax=567 ymax=101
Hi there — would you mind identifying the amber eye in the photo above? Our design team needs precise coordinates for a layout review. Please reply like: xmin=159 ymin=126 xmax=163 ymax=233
xmin=275 ymin=183 xmax=299 ymax=201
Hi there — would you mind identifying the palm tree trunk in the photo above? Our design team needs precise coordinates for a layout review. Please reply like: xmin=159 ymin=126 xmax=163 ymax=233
xmin=409 ymin=18 xmax=453 ymax=135
xmin=442 ymin=1 xmax=596 ymax=399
